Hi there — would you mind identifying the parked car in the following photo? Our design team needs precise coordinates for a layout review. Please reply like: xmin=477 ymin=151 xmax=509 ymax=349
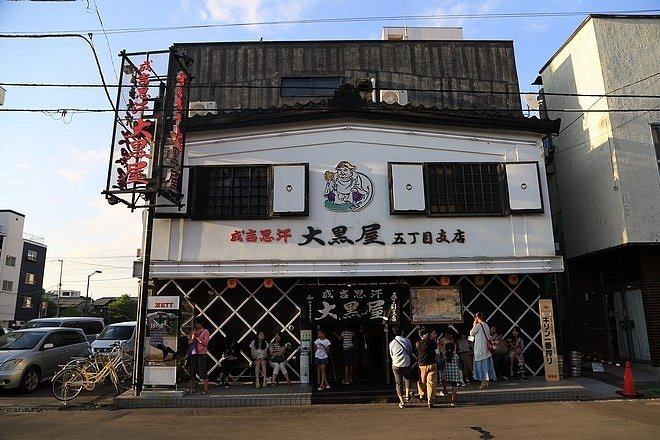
xmin=91 ymin=321 xmax=136 ymax=355
xmin=0 ymin=327 xmax=91 ymax=392
xmin=22 ymin=317 xmax=105 ymax=343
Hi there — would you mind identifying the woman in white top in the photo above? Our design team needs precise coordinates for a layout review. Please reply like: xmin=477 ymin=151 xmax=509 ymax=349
xmin=250 ymin=331 xmax=269 ymax=388
xmin=470 ymin=312 xmax=497 ymax=389
xmin=314 ymin=329 xmax=332 ymax=391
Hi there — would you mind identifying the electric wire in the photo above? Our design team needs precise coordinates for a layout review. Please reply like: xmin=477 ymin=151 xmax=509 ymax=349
xmin=1 ymin=81 xmax=659 ymax=100
xmin=3 ymin=9 xmax=659 ymax=36
xmin=1 ymin=107 xmax=659 ymax=113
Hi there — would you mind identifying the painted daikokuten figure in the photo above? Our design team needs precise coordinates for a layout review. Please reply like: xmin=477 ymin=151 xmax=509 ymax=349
xmin=323 ymin=161 xmax=374 ymax=212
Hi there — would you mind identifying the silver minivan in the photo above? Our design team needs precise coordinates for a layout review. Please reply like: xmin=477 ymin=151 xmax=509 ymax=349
xmin=91 ymin=321 xmax=136 ymax=355
xmin=22 ymin=317 xmax=105 ymax=343
xmin=0 ymin=327 xmax=90 ymax=392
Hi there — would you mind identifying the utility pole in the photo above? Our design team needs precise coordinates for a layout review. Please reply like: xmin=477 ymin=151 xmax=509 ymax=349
xmin=56 ymin=259 xmax=63 ymax=317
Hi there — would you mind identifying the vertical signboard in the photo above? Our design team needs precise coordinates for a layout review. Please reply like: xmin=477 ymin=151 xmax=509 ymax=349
xmin=539 ymin=299 xmax=560 ymax=381
xmin=299 ymin=329 xmax=312 ymax=384
xmin=144 ymin=296 xmax=180 ymax=386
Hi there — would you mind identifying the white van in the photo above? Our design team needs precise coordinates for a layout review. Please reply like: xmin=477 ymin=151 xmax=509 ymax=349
xmin=91 ymin=321 xmax=136 ymax=354
xmin=22 ymin=317 xmax=105 ymax=343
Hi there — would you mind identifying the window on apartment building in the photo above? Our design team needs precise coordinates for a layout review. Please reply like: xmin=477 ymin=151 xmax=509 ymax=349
xmin=5 ymin=255 xmax=16 ymax=267
xmin=25 ymin=272 xmax=36 ymax=285
xmin=27 ymin=250 xmax=38 ymax=262
xmin=426 ymin=163 xmax=506 ymax=215
xmin=191 ymin=166 xmax=270 ymax=219
xmin=281 ymin=77 xmax=342 ymax=97
xmin=2 ymin=280 xmax=13 ymax=291
xmin=22 ymin=296 xmax=33 ymax=308
xmin=651 ymin=124 xmax=660 ymax=173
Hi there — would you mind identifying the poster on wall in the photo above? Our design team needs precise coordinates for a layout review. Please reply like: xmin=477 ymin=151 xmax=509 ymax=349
xmin=410 ymin=286 xmax=463 ymax=324
xmin=144 ymin=296 xmax=179 ymax=386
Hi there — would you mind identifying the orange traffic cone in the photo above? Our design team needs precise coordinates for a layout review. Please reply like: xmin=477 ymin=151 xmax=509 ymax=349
xmin=618 ymin=361 xmax=641 ymax=398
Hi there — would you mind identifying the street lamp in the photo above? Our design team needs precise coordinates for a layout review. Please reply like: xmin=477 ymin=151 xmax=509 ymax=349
xmin=85 ymin=270 xmax=102 ymax=313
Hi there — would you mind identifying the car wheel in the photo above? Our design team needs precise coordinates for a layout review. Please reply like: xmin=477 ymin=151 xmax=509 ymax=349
xmin=20 ymin=366 xmax=41 ymax=393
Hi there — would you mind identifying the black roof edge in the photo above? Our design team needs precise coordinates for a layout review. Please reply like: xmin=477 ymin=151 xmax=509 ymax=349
xmin=186 ymin=105 xmax=560 ymax=136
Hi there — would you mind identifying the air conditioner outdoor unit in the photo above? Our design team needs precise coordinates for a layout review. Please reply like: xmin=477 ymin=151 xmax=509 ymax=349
xmin=380 ymin=89 xmax=408 ymax=106
xmin=188 ymin=101 xmax=218 ymax=117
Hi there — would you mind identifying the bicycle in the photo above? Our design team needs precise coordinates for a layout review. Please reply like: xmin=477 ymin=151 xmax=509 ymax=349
xmin=51 ymin=343 xmax=133 ymax=403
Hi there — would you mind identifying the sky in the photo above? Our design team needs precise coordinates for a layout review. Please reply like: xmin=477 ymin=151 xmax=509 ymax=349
xmin=1 ymin=0 xmax=658 ymax=300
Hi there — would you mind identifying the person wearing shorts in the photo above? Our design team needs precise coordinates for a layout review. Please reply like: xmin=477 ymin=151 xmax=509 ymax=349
xmin=314 ymin=329 xmax=331 ymax=390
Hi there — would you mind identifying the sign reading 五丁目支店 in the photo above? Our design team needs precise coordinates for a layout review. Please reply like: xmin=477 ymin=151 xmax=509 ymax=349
xmin=539 ymin=299 xmax=560 ymax=381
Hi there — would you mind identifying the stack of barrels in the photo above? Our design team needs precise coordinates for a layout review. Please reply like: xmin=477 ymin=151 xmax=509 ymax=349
xmin=568 ymin=351 xmax=582 ymax=377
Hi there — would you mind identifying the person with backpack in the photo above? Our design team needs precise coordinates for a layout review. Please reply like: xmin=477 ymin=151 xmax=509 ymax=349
xmin=389 ymin=326 xmax=412 ymax=408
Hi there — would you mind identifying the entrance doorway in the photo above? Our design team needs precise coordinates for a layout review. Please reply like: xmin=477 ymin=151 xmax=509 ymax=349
xmin=318 ymin=323 xmax=388 ymax=384
xmin=606 ymin=288 xmax=651 ymax=362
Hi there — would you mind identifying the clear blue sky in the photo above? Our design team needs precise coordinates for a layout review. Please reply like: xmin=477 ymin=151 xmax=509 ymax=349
xmin=1 ymin=0 xmax=658 ymax=298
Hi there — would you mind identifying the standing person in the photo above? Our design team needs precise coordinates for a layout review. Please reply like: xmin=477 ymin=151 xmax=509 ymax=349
xmin=442 ymin=342 xmax=461 ymax=407
xmin=415 ymin=327 xmax=437 ymax=408
xmin=339 ymin=326 xmax=355 ymax=385
xmin=268 ymin=331 xmax=291 ymax=387
xmin=314 ymin=329 xmax=332 ymax=391
xmin=250 ymin=331 xmax=269 ymax=388
xmin=187 ymin=317 xmax=210 ymax=395
xmin=470 ymin=312 xmax=497 ymax=389
xmin=456 ymin=332 xmax=473 ymax=385
xmin=219 ymin=336 xmax=238 ymax=389
xmin=389 ymin=326 xmax=413 ymax=408
xmin=490 ymin=326 xmax=509 ymax=380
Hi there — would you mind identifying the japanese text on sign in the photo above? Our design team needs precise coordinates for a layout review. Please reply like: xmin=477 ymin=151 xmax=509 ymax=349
xmin=538 ymin=299 xmax=560 ymax=382
xmin=115 ymin=60 xmax=154 ymax=191
xmin=312 ymin=286 xmax=398 ymax=324
xmin=229 ymin=224 xmax=467 ymax=246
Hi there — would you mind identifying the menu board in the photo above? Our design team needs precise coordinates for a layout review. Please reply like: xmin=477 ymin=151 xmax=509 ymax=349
xmin=410 ymin=286 xmax=463 ymax=324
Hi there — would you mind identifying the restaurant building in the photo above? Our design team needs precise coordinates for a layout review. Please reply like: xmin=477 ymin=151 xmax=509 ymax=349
xmin=144 ymin=33 xmax=562 ymax=384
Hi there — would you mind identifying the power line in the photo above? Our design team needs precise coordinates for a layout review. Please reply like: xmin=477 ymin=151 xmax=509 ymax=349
xmin=2 ymin=81 xmax=659 ymax=100
xmin=3 ymin=9 xmax=659 ymax=36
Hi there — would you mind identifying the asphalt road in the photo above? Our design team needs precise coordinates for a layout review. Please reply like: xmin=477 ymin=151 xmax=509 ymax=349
xmin=0 ymin=381 xmax=115 ymax=411
xmin=0 ymin=399 xmax=659 ymax=440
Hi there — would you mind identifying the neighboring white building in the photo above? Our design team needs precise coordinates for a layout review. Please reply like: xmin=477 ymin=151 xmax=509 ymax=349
xmin=539 ymin=15 xmax=660 ymax=369
xmin=0 ymin=210 xmax=47 ymax=327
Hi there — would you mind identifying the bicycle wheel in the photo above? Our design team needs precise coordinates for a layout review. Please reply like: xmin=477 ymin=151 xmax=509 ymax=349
xmin=52 ymin=369 xmax=84 ymax=402
xmin=115 ymin=359 xmax=133 ymax=390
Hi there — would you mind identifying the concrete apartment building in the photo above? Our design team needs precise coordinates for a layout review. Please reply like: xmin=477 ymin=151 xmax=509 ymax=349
xmin=539 ymin=15 xmax=660 ymax=371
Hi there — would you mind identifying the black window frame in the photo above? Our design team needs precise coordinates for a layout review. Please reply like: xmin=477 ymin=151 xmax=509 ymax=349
xmin=281 ymin=77 xmax=343 ymax=98
xmin=190 ymin=165 xmax=272 ymax=220
xmin=26 ymin=250 xmax=38 ymax=262
xmin=425 ymin=162 xmax=508 ymax=217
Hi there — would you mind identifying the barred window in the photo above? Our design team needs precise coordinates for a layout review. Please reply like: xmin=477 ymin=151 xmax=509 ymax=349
xmin=281 ymin=77 xmax=342 ymax=97
xmin=192 ymin=166 xmax=270 ymax=219
xmin=426 ymin=163 xmax=505 ymax=215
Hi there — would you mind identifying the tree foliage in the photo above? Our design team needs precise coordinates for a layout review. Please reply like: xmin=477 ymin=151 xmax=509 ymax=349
xmin=107 ymin=294 xmax=138 ymax=324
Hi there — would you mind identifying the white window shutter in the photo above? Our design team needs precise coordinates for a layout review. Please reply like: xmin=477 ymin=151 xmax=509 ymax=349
xmin=390 ymin=163 xmax=426 ymax=212
xmin=272 ymin=164 xmax=307 ymax=214
xmin=506 ymin=162 xmax=543 ymax=212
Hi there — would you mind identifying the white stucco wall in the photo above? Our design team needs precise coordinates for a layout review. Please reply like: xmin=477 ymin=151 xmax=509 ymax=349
xmin=150 ymin=121 xmax=560 ymax=276
xmin=0 ymin=211 xmax=25 ymax=323
xmin=595 ymin=18 xmax=660 ymax=244
xmin=540 ymin=17 xmax=660 ymax=258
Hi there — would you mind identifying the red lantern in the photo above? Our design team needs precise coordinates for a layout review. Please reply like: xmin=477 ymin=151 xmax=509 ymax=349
xmin=264 ymin=278 xmax=274 ymax=289
xmin=508 ymin=274 xmax=519 ymax=285
xmin=440 ymin=276 xmax=451 ymax=286
xmin=474 ymin=275 xmax=485 ymax=287
xmin=227 ymin=278 xmax=237 ymax=289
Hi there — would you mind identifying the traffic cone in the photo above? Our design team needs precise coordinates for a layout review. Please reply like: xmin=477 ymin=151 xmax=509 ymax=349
xmin=617 ymin=361 xmax=641 ymax=398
